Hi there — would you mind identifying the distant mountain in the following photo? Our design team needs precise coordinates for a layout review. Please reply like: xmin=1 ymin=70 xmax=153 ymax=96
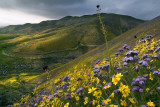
xmin=0 ymin=13 xmax=144 ymax=67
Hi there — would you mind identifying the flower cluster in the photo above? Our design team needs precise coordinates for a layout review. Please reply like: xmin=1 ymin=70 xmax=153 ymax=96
xmin=131 ymin=76 xmax=146 ymax=93
xmin=9 ymin=36 xmax=160 ymax=107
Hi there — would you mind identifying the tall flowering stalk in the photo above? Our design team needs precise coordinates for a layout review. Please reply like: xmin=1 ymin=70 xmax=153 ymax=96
xmin=45 ymin=68 xmax=54 ymax=95
xmin=97 ymin=5 xmax=112 ymax=73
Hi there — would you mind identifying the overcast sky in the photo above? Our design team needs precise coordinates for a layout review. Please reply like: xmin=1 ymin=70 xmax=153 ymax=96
xmin=0 ymin=0 xmax=160 ymax=26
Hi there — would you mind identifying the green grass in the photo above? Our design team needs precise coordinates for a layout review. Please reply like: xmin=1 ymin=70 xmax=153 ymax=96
xmin=28 ymin=16 xmax=160 ymax=85
xmin=0 ymin=13 xmax=145 ymax=106
xmin=10 ymin=16 xmax=160 ymax=106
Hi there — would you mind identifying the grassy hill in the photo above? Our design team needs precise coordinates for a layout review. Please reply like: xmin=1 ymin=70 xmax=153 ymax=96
xmin=0 ymin=13 xmax=145 ymax=106
xmin=30 ymin=16 xmax=160 ymax=84
xmin=9 ymin=15 xmax=160 ymax=107
xmin=0 ymin=13 xmax=144 ymax=71
xmin=0 ymin=13 xmax=144 ymax=56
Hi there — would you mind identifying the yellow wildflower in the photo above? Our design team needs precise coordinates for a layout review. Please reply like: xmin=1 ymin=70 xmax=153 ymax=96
xmin=120 ymin=99 xmax=127 ymax=106
xmin=103 ymin=98 xmax=111 ymax=105
xmin=115 ymin=73 xmax=123 ymax=79
xmin=103 ymin=80 xmax=106 ymax=84
xmin=96 ymin=105 xmax=101 ymax=107
xmin=146 ymin=88 xmax=150 ymax=92
xmin=64 ymin=102 xmax=69 ymax=107
xmin=147 ymin=100 xmax=155 ymax=107
xmin=150 ymin=60 xmax=153 ymax=62
xmin=93 ymin=90 xmax=102 ymax=99
xmin=104 ymin=85 xmax=111 ymax=89
xmin=119 ymin=83 xmax=130 ymax=98
xmin=88 ymin=87 xmax=97 ymax=93
xmin=92 ymin=100 xmax=96 ymax=106
xmin=84 ymin=97 xmax=88 ymax=105
xmin=75 ymin=96 xmax=79 ymax=101
xmin=128 ymin=98 xmax=135 ymax=104
xmin=119 ymin=83 xmax=126 ymax=92
xmin=71 ymin=92 xmax=76 ymax=98
xmin=96 ymin=78 xmax=100 ymax=84
xmin=112 ymin=76 xmax=119 ymax=85
xmin=109 ymin=92 xmax=115 ymax=98
xmin=109 ymin=104 xmax=118 ymax=107
xmin=71 ymin=87 xmax=76 ymax=91
xmin=149 ymin=72 xmax=153 ymax=80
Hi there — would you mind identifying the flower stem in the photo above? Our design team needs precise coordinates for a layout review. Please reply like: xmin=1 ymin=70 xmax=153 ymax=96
xmin=97 ymin=8 xmax=113 ymax=74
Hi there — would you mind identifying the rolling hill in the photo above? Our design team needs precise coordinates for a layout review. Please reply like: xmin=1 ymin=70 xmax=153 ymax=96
xmin=29 ymin=15 xmax=160 ymax=84
xmin=0 ymin=13 xmax=146 ymax=106
xmin=0 ymin=13 xmax=144 ymax=68
xmin=8 ymin=15 xmax=160 ymax=107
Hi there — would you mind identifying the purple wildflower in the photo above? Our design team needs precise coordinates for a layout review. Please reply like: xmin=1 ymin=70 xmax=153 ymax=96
xmin=155 ymin=46 xmax=160 ymax=52
xmin=132 ymin=86 xmax=140 ymax=92
xmin=144 ymin=58 xmax=150 ymax=61
xmin=139 ymin=60 xmax=149 ymax=66
xmin=54 ymin=93 xmax=59 ymax=97
xmin=142 ymin=54 xmax=149 ymax=59
xmin=149 ymin=92 xmax=153 ymax=94
xmin=115 ymin=52 xmax=120 ymax=57
xmin=104 ymin=82 xmax=112 ymax=87
xmin=62 ymin=82 xmax=69 ymax=89
xmin=76 ymin=87 xmax=84 ymax=97
xmin=63 ymin=76 xmax=70 ymax=81
xmin=101 ymin=64 xmax=110 ymax=71
xmin=123 ymin=62 xmax=128 ymax=66
xmin=95 ymin=59 xmax=100 ymax=64
xmin=123 ymin=44 xmax=130 ymax=50
xmin=141 ymin=105 xmax=147 ymax=107
xmin=94 ymin=73 xmax=101 ymax=77
xmin=93 ymin=67 xmax=100 ymax=73
xmin=118 ymin=48 xmax=123 ymax=52
xmin=126 ymin=51 xmax=138 ymax=57
xmin=157 ymin=87 xmax=160 ymax=91
xmin=123 ymin=71 xmax=128 ymax=74
xmin=152 ymin=54 xmax=159 ymax=58
xmin=153 ymin=71 xmax=159 ymax=75
xmin=139 ymin=88 xmax=143 ymax=93
xmin=117 ymin=67 xmax=122 ymax=70
xmin=102 ymin=74 xmax=107 ymax=77
xmin=106 ymin=57 xmax=109 ymax=61
xmin=48 ymin=95 xmax=53 ymax=100
xmin=77 ymin=77 xmax=83 ymax=81
xmin=113 ymin=89 xmax=120 ymax=94
xmin=146 ymin=35 xmax=152 ymax=41
xmin=96 ymin=84 xmax=101 ymax=87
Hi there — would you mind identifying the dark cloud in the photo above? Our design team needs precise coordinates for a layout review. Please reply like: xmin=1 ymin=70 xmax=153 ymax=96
xmin=0 ymin=0 xmax=159 ymax=20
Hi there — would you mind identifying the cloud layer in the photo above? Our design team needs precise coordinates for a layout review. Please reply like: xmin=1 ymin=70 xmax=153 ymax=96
xmin=0 ymin=0 xmax=160 ymax=25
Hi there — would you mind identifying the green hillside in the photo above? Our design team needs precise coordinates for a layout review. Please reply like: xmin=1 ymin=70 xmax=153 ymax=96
xmin=10 ymin=15 xmax=160 ymax=107
xmin=0 ymin=13 xmax=144 ymax=56
xmin=0 ymin=13 xmax=145 ymax=106
xmin=0 ymin=14 xmax=144 ymax=70
xmin=30 ymin=16 xmax=160 ymax=84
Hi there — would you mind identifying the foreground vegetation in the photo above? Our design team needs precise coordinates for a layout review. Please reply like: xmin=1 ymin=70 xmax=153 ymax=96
xmin=0 ymin=13 xmax=145 ymax=106
xmin=9 ymin=35 xmax=160 ymax=107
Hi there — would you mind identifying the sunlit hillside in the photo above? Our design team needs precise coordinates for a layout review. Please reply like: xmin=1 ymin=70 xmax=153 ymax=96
xmin=10 ymin=15 xmax=160 ymax=107
xmin=30 ymin=16 xmax=160 ymax=84
xmin=0 ymin=13 xmax=144 ymax=58
xmin=0 ymin=13 xmax=145 ymax=106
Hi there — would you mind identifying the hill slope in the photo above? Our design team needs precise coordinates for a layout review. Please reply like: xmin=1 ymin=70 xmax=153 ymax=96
xmin=30 ymin=16 xmax=160 ymax=84
xmin=0 ymin=13 xmax=144 ymax=56
xmin=10 ymin=16 xmax=160 ymax=107
xmin=0 ymin=14 xmax=144 ymax=70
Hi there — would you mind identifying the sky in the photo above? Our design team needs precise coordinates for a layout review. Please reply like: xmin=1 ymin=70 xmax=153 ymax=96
xmin=0 ymin=0 xmax=160 ymax=26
